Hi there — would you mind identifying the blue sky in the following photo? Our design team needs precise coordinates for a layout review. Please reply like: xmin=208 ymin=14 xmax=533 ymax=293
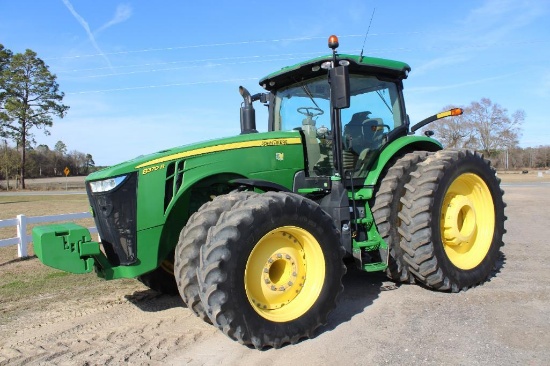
xmin=0 ymin=0 xmax=548 ymax=166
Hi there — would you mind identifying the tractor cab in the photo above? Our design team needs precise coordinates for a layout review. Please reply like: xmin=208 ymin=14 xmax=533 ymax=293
xmin=269 ymin=74 xmax=406 ymax=178
xmin=259 ymin=36 xmax=411 ymax=182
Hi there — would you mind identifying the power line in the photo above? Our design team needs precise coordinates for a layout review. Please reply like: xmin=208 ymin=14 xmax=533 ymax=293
xmin=43 ymin=32 xmax=432 ymax=60
xmin=55 ymin=51 xmax=326 ymax=73
xmin=66 ymin=77 xmax=260 ymax=95
xmin=52 ymin=38 xmax=548 ymax=77
xmin=60 ymin=55 xmax=330 ymax=79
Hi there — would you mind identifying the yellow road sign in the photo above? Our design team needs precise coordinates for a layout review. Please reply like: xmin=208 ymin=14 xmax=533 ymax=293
xmin=64 ymin=167 xmax=70 ymax=176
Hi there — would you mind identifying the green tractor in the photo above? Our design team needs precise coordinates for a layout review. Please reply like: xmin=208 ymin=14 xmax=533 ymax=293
xmin=33 ymin=35 xmax=505 ymax=349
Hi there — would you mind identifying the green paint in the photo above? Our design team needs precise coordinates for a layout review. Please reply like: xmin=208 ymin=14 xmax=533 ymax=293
xmin=32 ymin=47 xmax=448 ymax=280
xmin=33 ymin=223 xmax=96 ymax=274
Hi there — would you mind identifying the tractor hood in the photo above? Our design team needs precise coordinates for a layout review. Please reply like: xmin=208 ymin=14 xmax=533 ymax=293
xmin=86 ymin=131 xmax=302 ymax=182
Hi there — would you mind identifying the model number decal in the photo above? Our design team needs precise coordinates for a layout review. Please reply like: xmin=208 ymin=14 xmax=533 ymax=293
xmin=261 ymin=139 xmax=288 ymax=146
xmin=142 ymin=164 xmax=165 ymax=175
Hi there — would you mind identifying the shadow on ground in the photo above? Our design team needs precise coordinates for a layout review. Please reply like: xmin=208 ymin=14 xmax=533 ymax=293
xmin=124 ymin=289 xmax=184 ymax=312
xmin=124 ymin=264 xmax=391 ymax=340
xmin=318 ymin=265 xmax=388 ymax=335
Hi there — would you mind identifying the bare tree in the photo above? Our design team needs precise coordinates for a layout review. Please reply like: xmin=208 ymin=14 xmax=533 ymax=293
xmin=465 ymin=98 xmax=524 ymax=157
xmin=422 ymin=105 xmax=473 ymax=148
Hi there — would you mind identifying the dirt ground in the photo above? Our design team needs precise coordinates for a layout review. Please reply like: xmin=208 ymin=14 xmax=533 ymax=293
xmin=1 ymin=182 xmax=549 ymax=365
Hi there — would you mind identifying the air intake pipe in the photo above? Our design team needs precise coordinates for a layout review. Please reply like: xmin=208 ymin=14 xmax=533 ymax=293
xmin=239 ymin=86 xmax=258 ymax=134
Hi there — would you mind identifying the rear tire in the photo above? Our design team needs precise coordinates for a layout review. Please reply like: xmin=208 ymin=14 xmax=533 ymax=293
xmin=197 ymin=192 xmax=346 ymax=349
xmin=174 ymin=191 xmax=257 ymax=322
xmin=398 ymin=149 xmax=506 ymax=292
xmin=371 ymin=151 xmax=431 ymax=282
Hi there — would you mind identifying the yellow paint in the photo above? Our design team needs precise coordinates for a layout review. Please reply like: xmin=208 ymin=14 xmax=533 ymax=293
xmin=436 ymin=110 xmax=452 ymax=119
xmin=136 ymin=137 xmax=302 ymax=169
xmin=244 ymin=226 xmax=325 ymax=322
xmin=142 ymin=163 xmax=165 ymax=175
xmin=440 ymin=173 xmax=494 ymax=270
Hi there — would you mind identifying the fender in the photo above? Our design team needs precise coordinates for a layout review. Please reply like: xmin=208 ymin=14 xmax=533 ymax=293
xmin=364 ymin=135 xmax=442 ymax=187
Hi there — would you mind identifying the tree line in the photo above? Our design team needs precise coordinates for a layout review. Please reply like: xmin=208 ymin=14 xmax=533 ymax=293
xmin=1 ymin=44 xmax=68 ymax=189
xmin=1 ymin=139 xmax=96 ymax=189
xmin=420 ymin=97 xmax=548 ymax=170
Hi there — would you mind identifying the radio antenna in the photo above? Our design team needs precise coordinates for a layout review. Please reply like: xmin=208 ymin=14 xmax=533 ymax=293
xmin=359 ymin=8 xmax=376 ymax=62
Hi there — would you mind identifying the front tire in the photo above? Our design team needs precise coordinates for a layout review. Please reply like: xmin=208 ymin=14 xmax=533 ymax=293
xmin=399 ymin=149 xmax=506 ymax=292
xmin=174 ymin=191 xmax=257 ymax=322
xmin=197 ymin=192 xmax=346 ymax=349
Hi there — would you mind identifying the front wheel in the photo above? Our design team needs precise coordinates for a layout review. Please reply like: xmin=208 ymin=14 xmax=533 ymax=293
xmin=174 ymin=191 xmax=257 ymax=322
xmin=197 ymin=192 xmax=346 ymax=349
xmin=398 ymin=149 xmax=506 ymax=292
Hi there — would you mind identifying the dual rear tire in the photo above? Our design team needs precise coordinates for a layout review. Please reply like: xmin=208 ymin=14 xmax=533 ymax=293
xmin=398 ymin=149 xmax=506 ymax=291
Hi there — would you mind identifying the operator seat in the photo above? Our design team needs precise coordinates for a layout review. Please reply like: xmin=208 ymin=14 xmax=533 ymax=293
xmin=358 ymin=118 xmax=384 ymax=159
xmin=343 ymin=111 xmax=371 ymax=156
xmin=343 ymin=111 xmax=385 ymax=172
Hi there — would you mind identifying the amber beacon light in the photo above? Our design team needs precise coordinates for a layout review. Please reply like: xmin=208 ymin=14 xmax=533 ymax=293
xmin=328 ymin=35 xmax=339 ymax=50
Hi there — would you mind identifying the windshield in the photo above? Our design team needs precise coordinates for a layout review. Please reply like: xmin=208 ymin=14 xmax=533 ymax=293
xmin=273 ymin=74 xmax=404 ymax=177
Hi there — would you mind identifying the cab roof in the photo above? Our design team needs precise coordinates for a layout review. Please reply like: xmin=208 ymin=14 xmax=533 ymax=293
xmin=259 ymin=54 xmax=411 ymax=92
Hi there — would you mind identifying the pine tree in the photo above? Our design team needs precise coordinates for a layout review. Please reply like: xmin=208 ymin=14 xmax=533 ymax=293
xmin=0 ymin=49 xmax=69 ymax=188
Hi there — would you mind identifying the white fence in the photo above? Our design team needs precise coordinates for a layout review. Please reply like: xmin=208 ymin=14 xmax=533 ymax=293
xmin=0 ymin=213 xmax=97 ymax=258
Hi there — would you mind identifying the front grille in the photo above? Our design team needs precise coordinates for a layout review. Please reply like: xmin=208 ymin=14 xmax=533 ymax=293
xmin=87 ymin=173 xmax=138 ymax=266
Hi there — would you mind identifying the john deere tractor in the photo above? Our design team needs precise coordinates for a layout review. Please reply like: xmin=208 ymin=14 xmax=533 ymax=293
xmin=33 ymin=35 xmax=505 ymax=349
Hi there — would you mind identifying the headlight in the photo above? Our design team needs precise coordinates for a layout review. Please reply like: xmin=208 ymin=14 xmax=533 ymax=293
xmin=89 ymin=175 xmax=127 ymax=193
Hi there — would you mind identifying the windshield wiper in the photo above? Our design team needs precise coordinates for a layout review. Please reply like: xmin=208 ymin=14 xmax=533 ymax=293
xmin=376 ymin=90 xmax=392 ymax=113
xmin=301 ymin=83 xmax=321 ymax=110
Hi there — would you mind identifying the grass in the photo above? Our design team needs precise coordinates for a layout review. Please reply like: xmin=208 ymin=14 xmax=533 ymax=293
xmin=0 ymin=194 xmax=94 ymax=261
xmin=0 ymin=191 xmax=138 ymax=326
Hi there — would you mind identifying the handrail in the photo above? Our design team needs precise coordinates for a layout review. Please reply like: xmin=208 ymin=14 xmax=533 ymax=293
xmin=0 ymin=212 xmax=97 ymax=258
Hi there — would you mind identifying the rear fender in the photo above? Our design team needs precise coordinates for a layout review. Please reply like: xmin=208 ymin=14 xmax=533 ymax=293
xmin=364 ymin=136 xmax=442 ymax=187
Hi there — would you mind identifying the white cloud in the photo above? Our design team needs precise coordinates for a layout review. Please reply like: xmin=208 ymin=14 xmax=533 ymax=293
xmin=414 ymin=0 xmax=547 ymax=75
xmin=61 ymin=0 xmax=114 ymax=71
xmin=407 ymin=72 xmax=518 ymax=95
xmin=414 ymin=55 xmax=470 ymax=76
xmin=95 ymin=4 xmax=133 ymax=35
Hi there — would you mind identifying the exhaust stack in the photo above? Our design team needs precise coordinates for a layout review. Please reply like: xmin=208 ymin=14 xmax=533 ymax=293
xmin=239 ymin=86 xmax=258 ymax=134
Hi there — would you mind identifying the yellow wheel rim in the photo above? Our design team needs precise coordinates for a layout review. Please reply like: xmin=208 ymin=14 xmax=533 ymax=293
xmin=160 ymin=259 xmax=174 ymax=275
xmin=245 ymin=226 xmax=325 ymax=322
xmin=440 ymin=173 xmax=494 ymax=270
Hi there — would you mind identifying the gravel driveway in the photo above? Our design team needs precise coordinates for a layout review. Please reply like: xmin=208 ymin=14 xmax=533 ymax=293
xmin=0 ymin=182 xmax=548 ymax=365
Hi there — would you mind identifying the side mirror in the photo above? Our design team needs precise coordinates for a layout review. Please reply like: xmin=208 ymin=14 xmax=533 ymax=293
xmin=329 ymin=65 xmax=350 ymax=109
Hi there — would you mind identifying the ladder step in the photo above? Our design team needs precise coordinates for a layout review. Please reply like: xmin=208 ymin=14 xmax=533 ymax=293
xmin=363 ymin=262 xmax=387 ymax=272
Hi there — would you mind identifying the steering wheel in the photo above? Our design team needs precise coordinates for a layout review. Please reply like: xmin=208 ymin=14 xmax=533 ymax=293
xmin=297 ymin=107 xmax=324 ymax=117
xmin=370 ymin=124 xmax=391 ymax=132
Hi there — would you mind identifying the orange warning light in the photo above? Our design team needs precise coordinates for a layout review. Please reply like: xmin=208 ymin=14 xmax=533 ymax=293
xmin=328 ymin=35 xmax=339 ymax=50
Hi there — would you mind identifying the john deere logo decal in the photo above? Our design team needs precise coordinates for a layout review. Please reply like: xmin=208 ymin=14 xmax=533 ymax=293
xmin=276 ymin=153 xmax=284 ymax=161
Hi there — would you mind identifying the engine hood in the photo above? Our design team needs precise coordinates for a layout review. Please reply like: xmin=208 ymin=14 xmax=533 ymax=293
xmin=86 ymin=131 xmax=302 ymax=182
